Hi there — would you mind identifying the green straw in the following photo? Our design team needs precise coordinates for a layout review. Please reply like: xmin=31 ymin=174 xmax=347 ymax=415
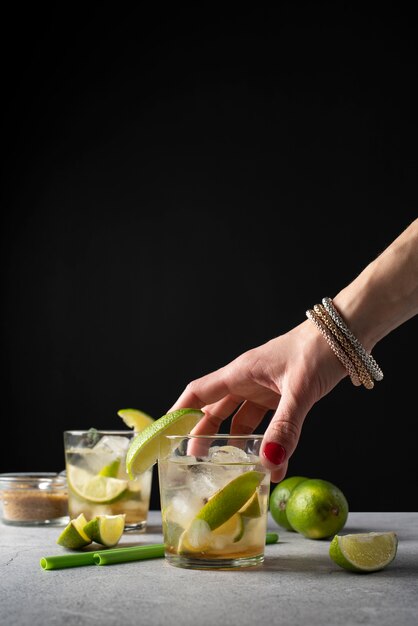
xmin=94 ymin=543 xmax=165 ymax=565
xmin=41 ymin=533 xmax=279 ymax=570
xmin=40 ymin=544 xmax=164 ymax=570
xmin=40 ymin=551 xmax=97 ymax=570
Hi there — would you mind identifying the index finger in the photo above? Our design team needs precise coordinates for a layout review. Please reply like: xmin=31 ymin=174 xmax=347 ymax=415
xmin=169 ymin=372 xmax=230 ymax=412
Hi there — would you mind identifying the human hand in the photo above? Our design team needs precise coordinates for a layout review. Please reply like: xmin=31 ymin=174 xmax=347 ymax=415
xmin=169 ymin=320 xmax=347 ymax=483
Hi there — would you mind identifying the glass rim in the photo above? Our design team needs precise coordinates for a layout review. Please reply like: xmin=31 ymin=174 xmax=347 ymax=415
xmin=0 ymin=472 xmax=66 ymax=486
xmin=164 ymin=433 xmax=264 ymax=440
xmin=64 ymin=430 xmax=134 ymax=436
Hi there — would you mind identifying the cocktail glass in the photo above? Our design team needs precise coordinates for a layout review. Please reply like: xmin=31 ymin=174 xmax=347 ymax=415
xmin=158 ymin=434 xmax=270 ymax=569
xmin=64 ymin=429 xmax=152 ymax=531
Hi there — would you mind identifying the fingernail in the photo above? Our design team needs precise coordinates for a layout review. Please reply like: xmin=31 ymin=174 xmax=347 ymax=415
xmin=263 ymin=442 xmax=286 ymax=466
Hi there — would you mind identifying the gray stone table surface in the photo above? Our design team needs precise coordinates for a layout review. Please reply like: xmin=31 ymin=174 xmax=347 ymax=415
xmin=1 ymin=511 xmax=417 ymax=626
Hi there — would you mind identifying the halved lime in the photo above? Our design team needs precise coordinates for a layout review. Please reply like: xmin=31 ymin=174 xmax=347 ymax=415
xmin=84 ymin=514 xmax=126 ymax=547
xmin=126 ymin=408 xmax=204 ymax=478
xmin=67 ymin=467 xmax=128 ymax=503
xmin=329 ymin=531 xmax=398 ymax=572
xmin=117 ymin=408 xmax=155 ymax=432
xmin=57 ymin=513 xmax=92 ymax=549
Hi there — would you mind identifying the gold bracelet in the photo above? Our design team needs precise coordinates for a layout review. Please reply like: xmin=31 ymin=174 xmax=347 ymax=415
xmin=322 ymin=297 xmax=384 ymax=381
xmin=313 ymin=304 xmax=375 ymax=389
xmin=307 ymin=299 xmax=383 ymax=390
xmin=306 ymin=309 xmax=361 ymax=386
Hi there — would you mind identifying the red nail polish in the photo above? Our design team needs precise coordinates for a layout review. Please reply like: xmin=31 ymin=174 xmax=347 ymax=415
xmin=263 ymin=442 xmax=286 ymax=466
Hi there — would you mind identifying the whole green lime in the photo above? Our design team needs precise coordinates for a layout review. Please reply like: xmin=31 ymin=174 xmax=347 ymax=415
xmin=286 ymin=478 xmax=349 ymax=539
xmin=269 ymin=476 xmax=309 ymax=530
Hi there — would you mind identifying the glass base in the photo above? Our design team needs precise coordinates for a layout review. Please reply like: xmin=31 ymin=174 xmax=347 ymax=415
xmin=166 ymin=553 xmax=264 ymax=570
xmin=1 ymin=515 xmax=69 ymax=527
xmin=124 ymin=520 xmax=147 ymax=532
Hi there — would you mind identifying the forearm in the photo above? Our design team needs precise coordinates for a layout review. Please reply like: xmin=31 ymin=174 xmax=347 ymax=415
xmin=333 ymin=218 xmax=418 ymax=351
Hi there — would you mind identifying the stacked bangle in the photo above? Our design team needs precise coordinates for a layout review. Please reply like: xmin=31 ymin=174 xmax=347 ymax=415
xmin=305 ymin=309 xmax=362 ymax=386
xmin=306 ymin=297 xmax=384 ymax=389
xmin=321 ymin=297 xmax=384 ymax=381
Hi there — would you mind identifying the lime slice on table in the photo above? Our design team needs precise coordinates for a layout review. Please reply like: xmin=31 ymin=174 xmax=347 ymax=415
xmin=57 ymin=513 xmax=92 ymax=549
xmin=84 ymin=514 xmax=126 ymax=547
xmin=67 ymin=466 xmax=129 ymax=504
xmin=117 ymin=408 xmax=155 ymax=432
xmin=126 ymin=408 xmax=204 ymax=478
xmin=179 ymin=470 xmax=264 ymax=552
xmin=329 ymin=531 xmax=398 ymax=573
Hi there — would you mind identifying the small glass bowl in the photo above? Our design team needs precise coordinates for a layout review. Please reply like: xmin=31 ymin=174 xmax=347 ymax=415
xmin=0 ymin=472 xmax=69 ymax=526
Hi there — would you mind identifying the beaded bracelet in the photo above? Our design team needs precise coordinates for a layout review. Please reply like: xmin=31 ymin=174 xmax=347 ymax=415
xmin=312 ymin=304 xmax=375 ymax=389
xmin=305 ymin=309 xmax=362 ymax=386
xmin=306 ymin=298 xmax=384 ymax=389
xmin=322 ymin=297 xmax=384 ymax=382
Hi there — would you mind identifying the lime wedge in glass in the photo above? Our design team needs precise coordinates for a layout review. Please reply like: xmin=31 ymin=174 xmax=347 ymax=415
xmin=213 ymin=513 xmax=245 ymax=543
xmin=98 ymin=459 xmax=121 ymax=478
xmin=239 ymin=491 xmax=261 ymax=518
xmin=179 ymin=470 xmax=264 ymax=552
xmin=67 ymin=467 xmax=128 ymax=504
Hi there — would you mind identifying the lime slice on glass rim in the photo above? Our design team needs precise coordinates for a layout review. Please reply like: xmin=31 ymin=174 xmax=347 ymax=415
xmin=329 ymin=531 xmax=398 ymax=572
xmin=67 ymin=467 xmax=129 ymax=504
xmin=179 ymin=470 xmax=264 ymax=552
xmin=117 ymin=408 xmax=155 ymax=432
xmin=126 ymin=408 xmax=204 ymax=478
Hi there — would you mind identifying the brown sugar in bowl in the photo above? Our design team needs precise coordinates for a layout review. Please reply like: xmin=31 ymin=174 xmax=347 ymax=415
xmin=0 ymin=473 xmax=68 ymax=526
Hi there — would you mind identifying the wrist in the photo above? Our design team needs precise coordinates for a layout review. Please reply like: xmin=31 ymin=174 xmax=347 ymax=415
xmin=332 ymin=282 xmax=381 ymax=352
xmin=334 ymin=219 xmax=418 ymax=351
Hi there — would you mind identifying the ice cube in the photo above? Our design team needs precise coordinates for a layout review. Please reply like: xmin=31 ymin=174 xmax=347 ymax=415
xmin=209 ymin=445 xmax=250 ymax=464
xmin=79 ymin=435 xmax=130 ymax=474
xmin=188 ymin=463 xmax=229 ymax=499
xmin=171 ymin=455 xmax=197 ymax=465
xmin=93 ymin=435 xmax=129 ymax=458
xmin=166 ymin=493 xmax=204 ymax=527
xmin=161 ymin=456 xmax=197 ymax=489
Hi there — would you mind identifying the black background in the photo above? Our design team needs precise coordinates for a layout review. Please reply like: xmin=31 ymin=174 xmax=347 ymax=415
xmin=1 ymin=4 xmax=417 ymax=512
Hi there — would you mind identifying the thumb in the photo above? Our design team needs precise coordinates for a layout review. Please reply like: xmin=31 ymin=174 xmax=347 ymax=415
xmin=260 ymin=392 xmax=310 ymax=483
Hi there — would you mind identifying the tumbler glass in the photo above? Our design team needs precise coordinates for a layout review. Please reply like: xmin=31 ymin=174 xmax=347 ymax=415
xmin=158 ymin=434 xmax=270 ymax=569
xmin=64 ymin=429 xmax=152 ymax=531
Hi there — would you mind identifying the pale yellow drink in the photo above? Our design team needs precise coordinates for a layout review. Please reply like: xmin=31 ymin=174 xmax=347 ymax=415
xmin=64 ymin=430 xmax=152 ymax=531
xmin=158 ymin=434 xmax=270 ymax=569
